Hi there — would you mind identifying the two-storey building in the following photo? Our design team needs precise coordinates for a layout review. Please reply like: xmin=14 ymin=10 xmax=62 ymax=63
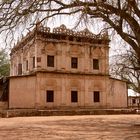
xmin=9 ymin=24 xmax=127 ymax=109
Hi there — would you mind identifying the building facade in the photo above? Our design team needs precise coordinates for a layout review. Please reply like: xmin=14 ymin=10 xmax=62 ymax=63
xmin=9 ymin=24 xmax=127 ymax=109
xmin=128 ymin=96 xmax=140 ymax=108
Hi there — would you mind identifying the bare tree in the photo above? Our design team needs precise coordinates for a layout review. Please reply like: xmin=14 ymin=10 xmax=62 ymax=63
xmin=0 ymin=0 xmax=140 ymax=65
xmin=110 ymin=48 xmax=140 ymax=93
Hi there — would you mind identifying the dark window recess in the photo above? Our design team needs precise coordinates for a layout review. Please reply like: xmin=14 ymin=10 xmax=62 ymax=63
xmin=33 ymin=57 xmax=35 ymax=68
xmin=26 ymin=60 xmax=28 ymax=71
xmin=94 ymin=91 xmax=100 ymax=102
xmin=132 ymin=99 xmax=136 ymax=104
xmin=69 ymin=36 xmax=74 ymax=41
xmin=47 ymin=55 xmax=54 ymax=67
xmin=71 ymin=91 xmax=78 ymax=102
xmin=46 ymin=90 xmax=54 ymax=102
xmin=71 ymin=57 xmax=78 ymax=68
xmin=76 ymin=38 xmax=81 ymax=42
xmin=93 ymin=59 xmax=99 ymax=70
xmin=18 ymin=63 xmax=22 ymax=75
xmin=37 ymin=57 xmax=41 ymax=62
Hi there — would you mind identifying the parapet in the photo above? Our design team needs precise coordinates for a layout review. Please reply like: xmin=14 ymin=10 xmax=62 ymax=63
xmin=37 ymin=24 xmax=109 ymax=40
xmin=11 ymin=24 xmax=109 ymax=54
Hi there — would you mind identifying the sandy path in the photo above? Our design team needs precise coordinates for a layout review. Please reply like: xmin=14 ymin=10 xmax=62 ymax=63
xmin=0 ymin=115 xmax=139 ymax=140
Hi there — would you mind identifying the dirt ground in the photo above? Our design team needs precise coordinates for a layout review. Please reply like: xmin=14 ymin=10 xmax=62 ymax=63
xmin=0 ymin=115 xmax=139 ymax=140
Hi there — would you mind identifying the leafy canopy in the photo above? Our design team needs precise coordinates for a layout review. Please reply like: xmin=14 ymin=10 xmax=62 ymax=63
xmin=0 ymin=48 xmax=10 ymax=77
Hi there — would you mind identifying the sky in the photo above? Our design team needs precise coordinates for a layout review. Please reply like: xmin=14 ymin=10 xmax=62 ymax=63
xmin=0 ymin=15 xmax=136 ymax=96
xmin=128 ymin=89 xmax=140 ymax=97
xmin=0 ymin=16 xmax=126 ymax=53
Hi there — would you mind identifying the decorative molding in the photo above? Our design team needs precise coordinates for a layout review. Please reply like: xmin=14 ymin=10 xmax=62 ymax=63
xmin=11 ymin=24 xmax=109 ymax=55
xmin=37 ymin=24 xmax=109 ymax=40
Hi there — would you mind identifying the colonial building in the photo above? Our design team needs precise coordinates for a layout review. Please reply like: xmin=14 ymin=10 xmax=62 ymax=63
xmin=128 ymin=96 xmax=140 ymax=108
xmin=9 ymin=24 xmax=127 ymax=109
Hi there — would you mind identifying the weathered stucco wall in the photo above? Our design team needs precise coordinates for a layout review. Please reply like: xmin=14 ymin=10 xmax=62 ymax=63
xmin=35 ymin=72 xmax=108 ymax=108
xmin=10 ymin=35 xmax=109 ymax=77
xmin=9 ymin=73 xmax=127 ymax=109
xmin=107 ymin=78 xmax=127 ymax=108
xmin=9 ymin=76 xmax=36 ymax=108
xmin=35 ymin=40 xmax=109 ymax=74
xmin=10 ymin=39 xmax=35 ymax=76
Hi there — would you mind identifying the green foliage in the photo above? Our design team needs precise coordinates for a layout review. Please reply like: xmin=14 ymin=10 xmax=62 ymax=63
xmin=0 ymin=48 xmax=10 ymax=77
